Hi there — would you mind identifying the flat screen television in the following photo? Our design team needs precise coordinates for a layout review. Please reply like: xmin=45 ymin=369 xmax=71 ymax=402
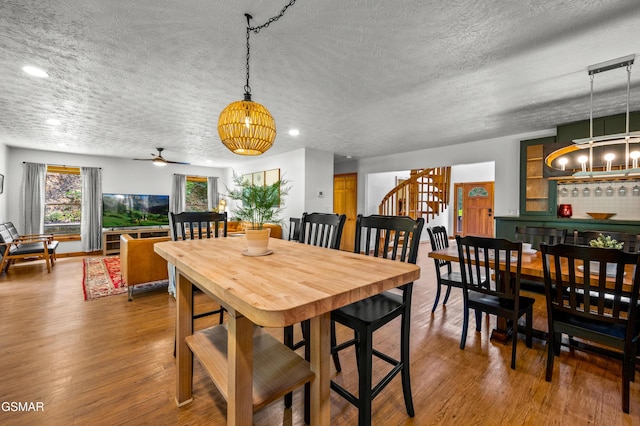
xmin=102 ymin=193 xmax=170 ymax=229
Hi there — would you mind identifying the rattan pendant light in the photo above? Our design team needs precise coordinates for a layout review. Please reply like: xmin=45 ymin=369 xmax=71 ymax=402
xmin=218 ymin=2 xmax=297 ymax=156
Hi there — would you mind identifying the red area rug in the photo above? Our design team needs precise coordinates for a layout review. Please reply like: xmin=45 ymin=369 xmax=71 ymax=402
xmin=82 ymin=256 xmax=125 ymax=300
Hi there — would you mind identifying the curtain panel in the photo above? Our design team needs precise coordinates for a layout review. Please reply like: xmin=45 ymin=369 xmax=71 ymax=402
xmin=80 ymin=167 xmax=102 ymax=252
xmin=207 ymin=176 xmax=219 ymax=211
xmin=168 ymin=174 xmax=186 ymax=297
xmin=170 ymin=174 xmax=186 ymax=214
xmin=20 ymin=162 xmax=47 ymax=234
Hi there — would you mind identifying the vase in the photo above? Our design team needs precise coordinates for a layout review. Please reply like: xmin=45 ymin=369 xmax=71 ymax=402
xmin=245 ymin=228 xmax=271 ymax=254
xmin=557 ymin=204 xmax=572 ymax=218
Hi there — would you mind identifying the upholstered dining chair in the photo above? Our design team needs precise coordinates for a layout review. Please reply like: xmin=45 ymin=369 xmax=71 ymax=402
xmin=427 ymin=226 xmax=465 ymax=313
xmin=455 ymin=235 xmax=534 ymax=370
xmin=331 ymin=214 xmax=424 ymax=425
xmin=541 ymin=243 xmax=640 ymax=413
xmin=283 ymin=212 xmax=345 ymax=424
xmin=169 ymin=211 xmax=228 ymax=355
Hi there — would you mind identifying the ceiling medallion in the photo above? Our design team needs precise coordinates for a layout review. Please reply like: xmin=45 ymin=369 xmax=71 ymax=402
xmin=218 ymin=1 xmax=297 ymax=156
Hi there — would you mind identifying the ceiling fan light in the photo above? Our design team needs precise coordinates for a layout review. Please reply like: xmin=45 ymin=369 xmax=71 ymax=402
xmin=218 ymin=99 xmax=276 ymax=155
xmin=153 ymin=157 xmax=167 ymax=167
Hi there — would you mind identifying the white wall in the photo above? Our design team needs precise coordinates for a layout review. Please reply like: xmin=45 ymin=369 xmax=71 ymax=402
xmin=355 ymin=128 xmax=555 ymax=221
xmin=230 ymin=147 xmax=335 ymax=238
xmin=7 ymin=147 xmax=229 ymax=253
xmin=0 ymin=142 xmax=8 ymax=221
xmin=304 ymin=149 xmax=334 ymax=214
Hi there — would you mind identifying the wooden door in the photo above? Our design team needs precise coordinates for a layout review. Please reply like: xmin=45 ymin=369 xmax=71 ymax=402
xmin=333 ymin=173 xmax=357 ymax=252
xmin=454 ymin=182 xmax=494 ymax=237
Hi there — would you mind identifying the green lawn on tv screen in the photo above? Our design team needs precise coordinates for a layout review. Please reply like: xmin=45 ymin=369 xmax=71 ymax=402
xmin=103 ymin=212 xmax=168 ymax=228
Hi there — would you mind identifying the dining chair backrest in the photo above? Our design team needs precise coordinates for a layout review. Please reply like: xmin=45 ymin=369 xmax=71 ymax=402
xmin=288 ymin=217 xmax=301 ymax=241
xmin=572 ymin=230 xmax=640 ymax=253
xmin=541 ymin=243 xmax=640 ymax=324
xmin=427 ymin=226 xmax=451 ymax=268
xmin=299 ymin=212 xmax=346 ymax=249
xmin=355 ymin=214 xmax=424 ymax=265
xmin=540 ymin=242 xmax=640 ymax=413
xmin=169 ymin=211 xmax=227 ymax=241
xmin=515 ymin=226 xmax=566 ymax=250
xmin=456 ymin=235 xmax=522 ymax=300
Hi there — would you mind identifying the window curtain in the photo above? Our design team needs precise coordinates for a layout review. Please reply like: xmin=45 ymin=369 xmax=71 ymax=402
xmin=80 ymin=167 xmax=102 ymax=252
xmin=168 ymin=174 xmax=186 ymax=297
xmin=20 ymin=162 xmax=47 ymax=234
xmin=207 ymin=176 xmax=219 ymax=211
xmin=170 ymin=174 xmax=186 ymax=214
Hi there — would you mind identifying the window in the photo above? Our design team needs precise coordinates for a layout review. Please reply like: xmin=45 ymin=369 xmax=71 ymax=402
xmin=186 ymin=176 xmax=208 ymax=212
xmin=44 ymin=166 xmax=81 ymax=234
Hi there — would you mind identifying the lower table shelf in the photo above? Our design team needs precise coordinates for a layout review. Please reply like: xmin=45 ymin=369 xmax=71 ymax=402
xmin=185 ymin=324 xmax=314 ymax=412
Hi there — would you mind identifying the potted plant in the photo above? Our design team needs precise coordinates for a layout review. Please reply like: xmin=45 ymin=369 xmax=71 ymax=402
xmin=227 ymin=174 xmax=290 ymax=254
xmin=588 ymin=233 xmax=624 ymax=276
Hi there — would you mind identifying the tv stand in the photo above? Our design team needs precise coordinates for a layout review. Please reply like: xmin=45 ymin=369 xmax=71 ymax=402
xmin=102 ymin=228 xmax=170 ymax=256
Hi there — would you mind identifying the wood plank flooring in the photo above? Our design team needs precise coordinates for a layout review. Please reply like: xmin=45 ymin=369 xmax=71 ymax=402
xmin=0 ymin=243 xmax=638 ymax=425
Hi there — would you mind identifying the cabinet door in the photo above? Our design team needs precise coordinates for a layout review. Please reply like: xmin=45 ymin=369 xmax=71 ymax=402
xmin=520 ymin=137 xmax=557 ymax=216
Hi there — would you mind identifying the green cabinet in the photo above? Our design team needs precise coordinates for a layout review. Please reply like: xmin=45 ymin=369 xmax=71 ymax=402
xmin=520 ymin=136 xmax=558 ymax=216
xmin=556 ymin=111 xmax=640 ymax=144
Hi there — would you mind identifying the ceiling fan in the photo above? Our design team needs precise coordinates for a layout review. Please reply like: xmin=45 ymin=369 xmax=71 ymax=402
xmin=133 ymin=148 xmax=190 ymax=167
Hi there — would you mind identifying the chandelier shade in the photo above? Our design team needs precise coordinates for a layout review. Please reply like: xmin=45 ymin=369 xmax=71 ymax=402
xmin=218 ymin=99 xmax=276 ymax=156
xmin=217 ymin=2 xmax=297 ymax=156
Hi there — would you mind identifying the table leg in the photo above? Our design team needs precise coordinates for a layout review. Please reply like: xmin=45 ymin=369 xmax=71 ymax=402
xmin=309 ymin=313 xmax=331 ymax=425
xmin=227 ymin=313 xmax=253 ymax=426
xmin=176 ymin=272 xmax=193 ymax=406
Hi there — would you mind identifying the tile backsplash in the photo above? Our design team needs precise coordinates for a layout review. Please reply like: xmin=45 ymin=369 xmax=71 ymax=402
xmin=557 ymin=181 xmax=640 ymax=220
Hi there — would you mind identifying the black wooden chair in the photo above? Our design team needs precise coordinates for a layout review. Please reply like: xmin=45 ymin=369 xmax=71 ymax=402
xmin=514 ymin=226 xmax=567 ymax=294
xmin=515 ymin=226 xmax=567 ymax=250
xmin=428 ymin=226 xmax=465 ymax=313
xmin=288 ymin=217 xmax=301 ymax=241
xmin=456 ymin=235 xmax=534 ymax=369
xmin=169 ymin=212 xmax=228 ymax=355
xmin=330 ymin=214 xmax=424 ymax=425
xmin=540 ymin=243 xmax=640 ymax=413
xmin=572 ymin=230 xmax=640 ymax=253
xmin=283 ymin=212 xmax=345 ymax=423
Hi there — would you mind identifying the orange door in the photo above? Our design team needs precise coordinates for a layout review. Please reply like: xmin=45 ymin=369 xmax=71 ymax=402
xmin=333 ymin=173 xmax=357 ymax=251
xmin=454 ymin=182 xmax=494 ymax=237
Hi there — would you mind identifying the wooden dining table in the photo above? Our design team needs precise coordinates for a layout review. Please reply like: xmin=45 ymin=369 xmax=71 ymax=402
xmin=428 ymin=242 xmax=636 ymax=342
xmin=155 ymin=237 xmax=420 ymax=425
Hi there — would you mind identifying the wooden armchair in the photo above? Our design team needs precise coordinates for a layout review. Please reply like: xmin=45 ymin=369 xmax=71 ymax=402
xmin=0 ymin=223 xmax=59 ymax=273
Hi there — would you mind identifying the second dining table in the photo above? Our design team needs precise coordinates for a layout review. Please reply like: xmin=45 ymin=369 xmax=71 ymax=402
xmin=155 ymin=236 xmax=420 ymax=425
xmin=428 ymin=241 xmax=636 ymax=342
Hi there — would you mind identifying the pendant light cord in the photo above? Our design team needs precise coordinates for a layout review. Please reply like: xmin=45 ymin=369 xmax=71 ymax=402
xmin=244 ymin=0 xmax=297 ymax=100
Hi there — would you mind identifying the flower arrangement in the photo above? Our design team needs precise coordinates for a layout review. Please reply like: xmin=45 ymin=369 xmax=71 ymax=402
xmin=589 ymin=233 xmax=624 ymax=249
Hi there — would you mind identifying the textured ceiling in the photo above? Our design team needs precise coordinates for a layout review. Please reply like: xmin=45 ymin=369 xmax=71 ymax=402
xmin=1 ymin=0 xmax=640 ymax=167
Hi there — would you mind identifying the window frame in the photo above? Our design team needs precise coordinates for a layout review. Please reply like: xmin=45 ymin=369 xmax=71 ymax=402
xmin=185 ymin=175 xmax=208 ymax=212
xmin=44 ymin=165 xmax=82 ymax=236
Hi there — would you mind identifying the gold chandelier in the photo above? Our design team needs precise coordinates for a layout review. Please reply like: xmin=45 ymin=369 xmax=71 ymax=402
xmin=218 ymin=2 xmax=297 ymax=156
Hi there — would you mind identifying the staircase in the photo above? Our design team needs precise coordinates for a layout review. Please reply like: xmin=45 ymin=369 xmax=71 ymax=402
xmin=378 ymin=167 xmax=451 ymax=223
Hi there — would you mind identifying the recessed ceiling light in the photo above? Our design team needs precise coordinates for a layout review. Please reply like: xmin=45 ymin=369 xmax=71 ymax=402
xmin=46 ymin=118 xmax=61 ymax=126
xmin=288 ymin=129 xmax=300 ymax=136
xmin=346 ymin=155 xmax=353 ymax=159
xmin=22 ymin=65 xmax=49 ymax=78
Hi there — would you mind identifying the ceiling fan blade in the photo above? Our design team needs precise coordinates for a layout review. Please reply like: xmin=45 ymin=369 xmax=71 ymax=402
xmin=166 ymin=160 xmax=191 ymax=165
xmin=132 ymin=158 xmax=153 ymax=161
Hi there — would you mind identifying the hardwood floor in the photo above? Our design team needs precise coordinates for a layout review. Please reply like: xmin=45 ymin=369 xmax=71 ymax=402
xmin=0 ymin=244 xmax=638 ymax=425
